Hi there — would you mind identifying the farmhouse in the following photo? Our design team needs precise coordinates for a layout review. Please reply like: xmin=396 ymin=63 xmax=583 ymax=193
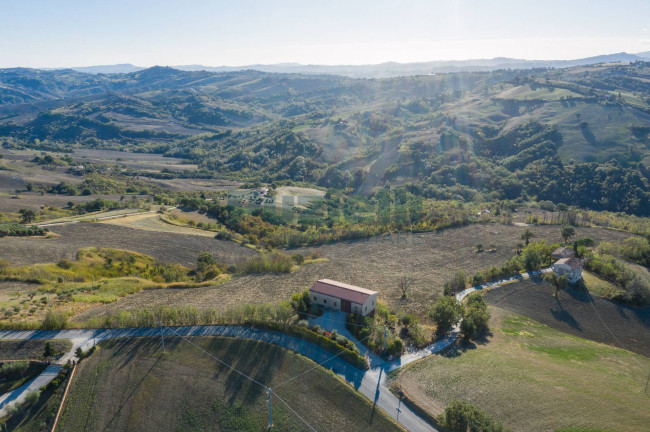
xmin=309 ymin=279 xmax=378 ymax=316
xmin=553 ymin=257 xmax=583 ymax=284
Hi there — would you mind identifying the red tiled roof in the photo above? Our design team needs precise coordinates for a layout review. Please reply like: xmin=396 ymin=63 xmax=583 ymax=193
xmin=555 ymin=257 xmax=582 ymax=270
xmin=309 ymin=279 xmax=377 ymax=304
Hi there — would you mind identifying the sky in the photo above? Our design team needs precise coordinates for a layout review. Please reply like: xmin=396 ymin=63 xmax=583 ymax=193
xmin=1 ymin=0 xmax=649 ymax=68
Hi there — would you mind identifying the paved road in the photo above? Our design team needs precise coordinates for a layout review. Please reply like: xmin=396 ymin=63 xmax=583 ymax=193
xmin=0 ymin=268 xmax=551 ymax=430
xmin=0 ymin=364 xmax=62 ymax=417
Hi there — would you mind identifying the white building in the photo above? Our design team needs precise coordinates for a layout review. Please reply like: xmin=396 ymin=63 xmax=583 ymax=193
xmin=553 ymin=257 xmax=583 ymax=284
xmin=309 ymin=279 xmax=378 ymax=316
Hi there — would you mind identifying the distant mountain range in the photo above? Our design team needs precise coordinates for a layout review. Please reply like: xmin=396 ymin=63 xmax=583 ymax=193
xmin=65 ymin=52 xmax=650 ymax=78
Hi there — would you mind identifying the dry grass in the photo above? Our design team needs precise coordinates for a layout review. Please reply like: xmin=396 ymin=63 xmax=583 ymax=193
xmin=100 ymin=212 xmax=217 ymax=237
xmin=71 ymin=224 xmax=633 ymax=322
xmin=0 ymin=222 xmax=256 ymax=267
xmin=395 ymin=306 xmax=650 ymax=432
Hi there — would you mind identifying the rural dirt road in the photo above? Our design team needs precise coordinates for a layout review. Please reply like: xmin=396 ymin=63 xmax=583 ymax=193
xmin=0 ymin=268 xmax=551 ymax=430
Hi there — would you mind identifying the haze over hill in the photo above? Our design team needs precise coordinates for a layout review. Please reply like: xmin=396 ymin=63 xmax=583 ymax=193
xmin=63 ymin=51 xmax=650 ymax=78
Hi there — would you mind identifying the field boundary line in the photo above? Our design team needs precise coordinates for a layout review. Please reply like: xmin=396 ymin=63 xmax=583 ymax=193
xmin=50 ymin=363 xmax=76 ymax=432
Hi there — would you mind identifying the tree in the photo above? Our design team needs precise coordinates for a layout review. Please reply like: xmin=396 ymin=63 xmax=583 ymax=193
xmin=444 ymin=399 xmax=506 ymax=432
xmin=561 ymin=225 xmax=575 ymax=243
xmin=397 ymin=276 xmax=411 ymax=299
xmin=443 ymin=270 xmax=467 ymax=296
xmin=429 ymin=296 xmax=463 ymax=334
xmin=460 ymin=292 xmax=491 ymax=339
xmin=75 ymin=346 xmax=85 ymax=360
xmin=43 ymin=342 xmax=55 ymax=359
xmin=196 ymin=251 xmax=215 ymax=270
xmin=18 ymin=208 xmax=36 ymax=224
xmin=544 ymin=273 xmax=568 ymax=297
xmin=521 ymin=229 xmax=535 ymax=246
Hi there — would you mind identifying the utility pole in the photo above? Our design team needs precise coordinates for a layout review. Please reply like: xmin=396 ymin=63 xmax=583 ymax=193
xmin=383 ymin=326 xmax=387 ymax=353
xmin=267 ymin=387 xmax=273 ymax=429
xmin=159 ymin=322 xmax=165 ymax=353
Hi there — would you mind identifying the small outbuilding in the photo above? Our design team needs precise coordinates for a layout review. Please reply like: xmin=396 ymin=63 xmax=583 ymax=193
xmin=309 ymin=279 xmax=378 ymax=316
xmin=551 ymin=247 xmax=575 ymax=260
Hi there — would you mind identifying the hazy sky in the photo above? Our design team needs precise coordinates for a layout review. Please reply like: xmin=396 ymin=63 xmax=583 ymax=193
xmin=1 ymin=0 xmax=649 ymax=68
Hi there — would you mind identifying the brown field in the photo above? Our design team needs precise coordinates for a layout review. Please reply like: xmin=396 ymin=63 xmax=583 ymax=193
xmin=70 ymin=224 xmax=634 ymax=322
xmin=0 ymin=192 xmax=130 ymax=213
xmin=0 ymin=222 xmax=256 ymax=267
xmin=72 ymin=148 xmax=198 ymax=171
xmin=484 ymin=276 xmax=650 ymax=357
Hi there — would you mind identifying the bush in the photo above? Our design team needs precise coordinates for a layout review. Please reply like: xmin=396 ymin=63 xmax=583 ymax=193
xmin=400 ymin=314 xmax=415 ymax=326
xmin=57 ymin=258 xmax=74 ymax=269
xmin=24 ymin=390 xmax=40 ymax=405
xmin=237 ymin=252 xmax=293 ymax=274
xmin=444 ymin=399 xmax=507 ymax=432
xmin=291 ymin=253 xmax=305 ymax=265
xmin=41 ymin=310 xmax=68 ymax=330
xmin=214 ymin=231 xmax=234 ymax=240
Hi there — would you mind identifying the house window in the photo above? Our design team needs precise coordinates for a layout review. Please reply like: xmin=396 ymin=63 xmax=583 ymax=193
xmin=372 ymin=301 xmax=374 ymax=305
xmin=334 ymin=302 xmax=337 ymax=307
xmin=313 ymin=296 xmax=317 ymax=301
xmin=364 ymin=306 xmax=367 ymax=311
xmin=323 ymin=299 xmax=327 ymax=304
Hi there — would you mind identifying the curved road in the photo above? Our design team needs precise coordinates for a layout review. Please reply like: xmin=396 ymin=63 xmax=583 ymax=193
xmin=0 ymin=268 xmax=551 ymax=430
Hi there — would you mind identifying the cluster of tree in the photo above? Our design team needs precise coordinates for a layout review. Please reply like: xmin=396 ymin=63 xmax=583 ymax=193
xmin=0 ymin=223 xmax=48 ymax=237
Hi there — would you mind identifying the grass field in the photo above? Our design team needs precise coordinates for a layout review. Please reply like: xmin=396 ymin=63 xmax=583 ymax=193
xmin=394 ymin=306 xmax=650 ymax=432
xmin=70 ymin=224 xmax=635 ymax=323
xmin=100 ymin=212 xmax=217 ymax=237
xmin=57 ymin=337 xmax=404 ymax=432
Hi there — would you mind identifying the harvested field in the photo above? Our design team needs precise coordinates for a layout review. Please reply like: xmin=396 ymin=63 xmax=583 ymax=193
xmin=58 ymin=337 xmax=403 ymax=432
xmin=72 ymin=224 xmax=634 ymax=321
xmin=0 ymin=223 xmax=255 ymax=267
xmin=99 ymin=212 xmax=216 ymax=237
xmin=0 ymin=192 xmax=129 ymax=213
xmin=395 ymin=307 xmax=650 ymax=432
xmin=484 ymin=276 xmax=650 ymax=357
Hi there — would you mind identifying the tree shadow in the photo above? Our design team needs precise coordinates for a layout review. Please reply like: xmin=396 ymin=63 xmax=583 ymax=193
xmin=439 ymin=331 xmax=494 ymax=359
xmin=549 ymin=296 xmax=581 ymax=330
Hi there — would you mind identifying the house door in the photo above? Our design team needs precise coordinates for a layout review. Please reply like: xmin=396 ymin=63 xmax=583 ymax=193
xmin=341 ymin=299 xmax=351 ymax=313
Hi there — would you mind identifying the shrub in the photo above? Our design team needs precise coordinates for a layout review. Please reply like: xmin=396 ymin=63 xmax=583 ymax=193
xmin=214 ymin=231 xmax=234 ymax=240
xmin=41 ymin=311 xmax=68 ymax=330
xmin=237 ymin=252 xmax=293 ymax=274
xmin=57 ymin=258 xmax=74 ymax=269
xmin=444 ymin=399 xmax=507 ymax=432
xmin=400 ymin=314 xmax=415 ymax=326
xmin=291 ymin=253 xmax=305 ymax=265
xmin=24 ymin=390 xmax=40 ymax=405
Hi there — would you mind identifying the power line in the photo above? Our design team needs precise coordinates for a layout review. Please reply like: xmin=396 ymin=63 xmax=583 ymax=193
xmin=165 ymin=326 xmax=325 ymax=427
xmin=166 ymin=326 xmax=266 ymax=388
xmin=271 ymin=390 xmax=318 ymax=432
